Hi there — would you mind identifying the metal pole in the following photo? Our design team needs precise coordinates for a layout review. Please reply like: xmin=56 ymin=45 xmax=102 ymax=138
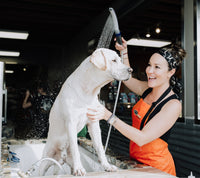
xmin=0 ymin=61 xmax=4 ymax=174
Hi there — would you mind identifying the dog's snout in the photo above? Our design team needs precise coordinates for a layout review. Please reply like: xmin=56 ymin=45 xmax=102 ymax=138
xmin=127 ymin=67 xmax=133 ymax=74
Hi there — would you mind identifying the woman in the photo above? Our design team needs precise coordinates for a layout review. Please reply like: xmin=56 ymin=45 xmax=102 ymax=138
xmin=22 ymin=81 xmax=53 ymax=139
xmin=87 ymin=38 xmax=186 ymax=176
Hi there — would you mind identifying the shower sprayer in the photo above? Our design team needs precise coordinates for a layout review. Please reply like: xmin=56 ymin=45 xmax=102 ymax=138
xmin=109 ymin=7 xmax=122 ymax=45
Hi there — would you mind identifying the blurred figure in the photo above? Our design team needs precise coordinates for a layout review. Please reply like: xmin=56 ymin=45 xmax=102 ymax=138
xmin=22 ymin=81 xmax=54 ymax=139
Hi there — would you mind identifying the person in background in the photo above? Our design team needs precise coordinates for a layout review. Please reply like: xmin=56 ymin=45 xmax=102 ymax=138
xmin=87 ymin=38 xmax=186 ymax=176
xmin=22 ymin=81 xmax=53 ymax=139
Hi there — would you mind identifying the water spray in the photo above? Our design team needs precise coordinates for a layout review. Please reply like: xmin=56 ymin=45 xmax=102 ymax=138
xmin=105 ymin=8 xmax=123 ymax=152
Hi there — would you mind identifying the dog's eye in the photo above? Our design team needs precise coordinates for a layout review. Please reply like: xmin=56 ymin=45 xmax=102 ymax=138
xmin=112 ymin=59 xmax=117 ymax=63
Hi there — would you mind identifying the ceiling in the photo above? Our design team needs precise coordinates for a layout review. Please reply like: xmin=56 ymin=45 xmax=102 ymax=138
xmin=0 ymin=0 xmax=182 ymax=64
xmin=120 ymin=0 xmax=182 ymax=41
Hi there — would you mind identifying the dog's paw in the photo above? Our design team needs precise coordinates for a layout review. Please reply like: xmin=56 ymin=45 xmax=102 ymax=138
xmin=73 ymin=167 xmax=86 ymax=176
xmin=103 ymin=163 xmax=118 ymax=172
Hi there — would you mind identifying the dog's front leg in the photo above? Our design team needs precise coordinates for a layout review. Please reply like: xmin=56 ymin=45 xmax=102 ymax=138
xmin=87 ymin=121 xmax=117 ymax=172
xmin=67 ymin=122 xmax=86 ymax=176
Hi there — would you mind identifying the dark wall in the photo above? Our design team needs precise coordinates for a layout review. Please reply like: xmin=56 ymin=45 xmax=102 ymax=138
xmin=47 ymin=11 xmax=108 ymax=86
xmin=46 ymin=0 xmax=141 ymax=85
xmin=168 ymin=119 xmax=200 ymax=177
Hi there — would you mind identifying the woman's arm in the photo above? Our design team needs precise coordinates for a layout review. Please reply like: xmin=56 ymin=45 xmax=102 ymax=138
xmin=22 ymin=90 xmax=32 ymax=109
xmin=87 ymin=99 xmax=181 ymax=146
xmin=123 ymin=77 xmax=148 ymax=96
xmin=115 ymin=38 xmax=148 ymax=96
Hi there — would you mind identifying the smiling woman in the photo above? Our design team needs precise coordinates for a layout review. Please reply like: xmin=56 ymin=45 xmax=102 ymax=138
xmin=145 ymin=53 xmax=176 ymax=93
xmin=87 ymin=38 xmax=186 ymax=176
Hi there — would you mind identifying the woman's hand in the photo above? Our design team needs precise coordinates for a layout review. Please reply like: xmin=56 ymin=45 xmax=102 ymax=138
xmin=25 ymin=90 xmax=30 ymax=97
xmin=87 ymin=105 xmax=112 ymax=122
xmin=115 ymin=37 xmax=127 ymax=52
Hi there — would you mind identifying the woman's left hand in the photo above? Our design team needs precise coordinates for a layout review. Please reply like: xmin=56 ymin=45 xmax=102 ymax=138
xmin=87 ymin=105 xmax=112 ymax=122
xmin=115 ymin=37 xmax=127 ymax=52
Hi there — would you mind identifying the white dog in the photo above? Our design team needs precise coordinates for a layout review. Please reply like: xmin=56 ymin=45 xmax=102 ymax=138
xmin=39 ymin=48 xmax=132 ymax=176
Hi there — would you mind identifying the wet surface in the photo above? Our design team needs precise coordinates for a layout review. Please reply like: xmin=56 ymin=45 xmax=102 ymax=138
xmin=1 ymin=138 xmax=176 ymax=178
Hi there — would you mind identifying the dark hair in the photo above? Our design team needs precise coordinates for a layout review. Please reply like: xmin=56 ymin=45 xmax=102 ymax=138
xmin=36 ymin=81 xmax=49 ymax=93
xmin=158 ymin=44 xmax=186 ymax=71
xmin=158 ymin=44 xmax=186 ymax=95
xmin=168 ymin=44 xmax=186 ymax=70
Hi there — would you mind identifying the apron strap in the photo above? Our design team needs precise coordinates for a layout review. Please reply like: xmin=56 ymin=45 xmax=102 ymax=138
xmin=141 ymin=88 xmax=152 ymax=99
xmin=147 ymin=94 xmax=178 ymax=124
xmin=140 ymin=86 xmax=172 ymax=130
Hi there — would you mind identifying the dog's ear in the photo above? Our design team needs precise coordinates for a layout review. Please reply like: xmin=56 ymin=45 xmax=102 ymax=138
xmin=90 ymin=49 xmax=107 ymax=70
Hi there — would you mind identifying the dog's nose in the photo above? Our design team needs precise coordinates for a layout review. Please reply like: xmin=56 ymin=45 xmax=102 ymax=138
xmin=127 ymin=67 xmax=133 ymax=74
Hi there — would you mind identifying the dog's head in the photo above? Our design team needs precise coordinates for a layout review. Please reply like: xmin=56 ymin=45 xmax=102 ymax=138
xmin=90 ymin=48 xmax=132 ymax=81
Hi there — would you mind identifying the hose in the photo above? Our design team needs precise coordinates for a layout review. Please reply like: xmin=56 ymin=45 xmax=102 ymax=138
xmin=105 ymin=8 xmax=123 ymax=152
xmin=25 ymin=157 xmax=66 ymax=176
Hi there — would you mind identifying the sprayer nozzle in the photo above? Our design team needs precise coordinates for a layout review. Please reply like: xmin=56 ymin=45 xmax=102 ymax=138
xmin=109 ymin=7 xmax=113 ymax=12
xmin=109 ymin=7 xmax=122 ymax=45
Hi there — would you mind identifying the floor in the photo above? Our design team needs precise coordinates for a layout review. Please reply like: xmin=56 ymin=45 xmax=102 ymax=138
xmin=32 ymin=168 xmax=176 ymax=178
xmin=1 ymin=167 xmax=176 ymax=178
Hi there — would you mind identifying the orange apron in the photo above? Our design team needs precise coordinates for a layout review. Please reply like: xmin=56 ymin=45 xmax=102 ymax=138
xmin=130 ymin=98 xmax=176 ymax=176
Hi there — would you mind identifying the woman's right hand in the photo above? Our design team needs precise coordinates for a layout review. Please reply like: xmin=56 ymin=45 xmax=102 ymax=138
xmin=87 ymin=105 xmax=112 ymax=122
xmin=115 ymin=37 xmax=127 ymax=52
xmin=25 ymin=90 xmax=30 ymax=97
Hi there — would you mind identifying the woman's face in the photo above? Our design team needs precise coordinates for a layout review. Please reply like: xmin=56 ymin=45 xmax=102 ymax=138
xmin=145 ymin=53 xmax=175 ymax=88
xmin=37 ymin=87 xmax=44 ymax=94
